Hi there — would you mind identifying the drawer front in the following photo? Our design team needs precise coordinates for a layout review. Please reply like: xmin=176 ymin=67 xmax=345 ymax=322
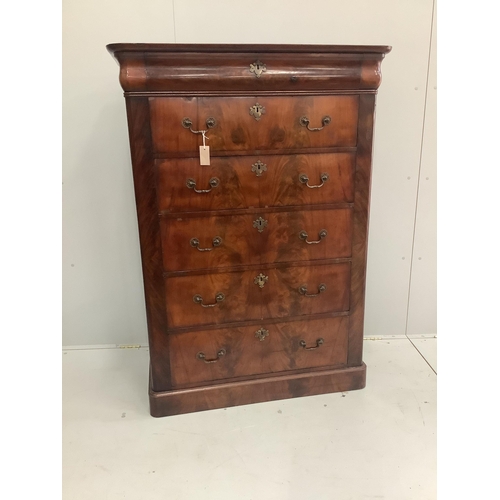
xmin=156 ymin=153 xmax=355 ymax=212
xmin=161 ymin=209 xmax=352 ymax=271
xmin=115 ymin=51 xmax=381 ymax=92
xmin=165 ymin=262 xmax=350 ymax=328
xmin=264 ymin=263 xmax=351 ymax=319
xmin=166 ymin=269 xmax=262 ymax=329
xmin=169 ymin=317 xmax=349 ymax=387
xmin=262 ymin=209 xmax=352 ymax=266
xmin=150 ymin=96 xmax=359 ymax=153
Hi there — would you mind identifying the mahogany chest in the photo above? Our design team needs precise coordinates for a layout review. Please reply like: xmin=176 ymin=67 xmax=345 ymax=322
xmin=107 ymin=43 xmax=390 ymax=417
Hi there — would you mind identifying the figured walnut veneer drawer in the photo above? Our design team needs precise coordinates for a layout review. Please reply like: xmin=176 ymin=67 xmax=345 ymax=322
xmin=149 ymin=95 xmax=359 ymax=153
xmin=168 ymin=317 xmax=349 ymax=387
xmin=161 ymin=208 xmax=352 ymax=271
xmin=156 ymin=153 xmax=355 ymax=212
xmin=165 ymin=262 xmax=350 ymax=329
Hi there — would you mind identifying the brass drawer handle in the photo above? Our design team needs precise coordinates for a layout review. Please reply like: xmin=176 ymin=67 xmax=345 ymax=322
xmin=298 ymin=283 xmax=327 ymax=297
xmin=299 ymin=229 xmax=327 ymax=244
xmin=299 ymin=338 xmax=324 ymax=350
xmin=190 ymin=236 xmax=222 ymax=252
xmin=181 ymin=117 xmax=217 ymax=133
xmin=193 ymin=292 xmax=225 ymax=308
xmin=299 ymin=115 xmax=331 ymax=131
xmin=186 ymin=177 xmax=219 ymax=193
xmin=299 ymin=172 xmax=329 ymax=188
xmin=197 ymin=348 xmax=226 ymax=363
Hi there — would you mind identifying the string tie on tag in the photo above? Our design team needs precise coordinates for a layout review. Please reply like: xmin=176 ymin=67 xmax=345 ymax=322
xmin=201 ymin=130 xmax=210 ymax=149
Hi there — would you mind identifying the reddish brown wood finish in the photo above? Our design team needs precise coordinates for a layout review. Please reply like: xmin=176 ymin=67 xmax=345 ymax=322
xmin=156 ymin=153 xmax=355 ymax=212
xmin=149 ymin=96 xmax=359 ymax=153
xmin=160 ymin=208 xmax=352 ymax=271
xmin=149 ymin=363 xmax=367 ymax=417
xmin=125 ymin=97 xmax=171 ymax=391
xmin=348 ymin=94 xmax=376 ymax=367
xmin=109 ymin=43 xmax=390 ymax=416
xmin=107 ymin=43 xmax=390 ymax=92
xmin=165 ymin=262 xmax=350 ymax=329
xmin=168 ymin=317 xmax=349 ymax=387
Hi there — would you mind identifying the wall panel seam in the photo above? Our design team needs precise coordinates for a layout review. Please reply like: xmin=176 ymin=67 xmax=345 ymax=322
xmin=404 ymin=0 xmax=436 ymax=337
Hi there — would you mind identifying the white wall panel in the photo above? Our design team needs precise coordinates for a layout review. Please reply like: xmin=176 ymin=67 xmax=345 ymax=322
xmin=407 ymin=3 xmax=437 ymax=336
xmin=62 ymin=0 xmax=175 ymax=346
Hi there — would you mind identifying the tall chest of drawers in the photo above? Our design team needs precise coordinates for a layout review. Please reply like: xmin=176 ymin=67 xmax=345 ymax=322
xmin=107 ymin=43 xmax=391 ymax=417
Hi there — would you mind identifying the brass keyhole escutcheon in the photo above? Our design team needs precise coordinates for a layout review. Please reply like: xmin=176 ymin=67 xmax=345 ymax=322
xmin=255 ymin=328 xmax=269 ymax=341
xmin=249 ymin=103 xmax=266 ymax=121
xmin=254 ymin=273 xmax=269 ymax=289
xmin=251 ymin=160 xmax=267 ymax=177
xmin=249 ymin=60 xmax=267 ymax=78
xmin=253 ymin=217 xmax=268 ymax=233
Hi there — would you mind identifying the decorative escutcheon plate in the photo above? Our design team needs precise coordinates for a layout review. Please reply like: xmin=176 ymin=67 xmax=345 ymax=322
xmin=253 ymin=217 xmax=268 ymax=233
xmin=249 ymin=103 xmax=266 ymax=121
xmin=251 ymin=160 xmax=267 ymax=177
xmin=249 ymin=60 xmax=266 ymax=78
xmin=254 ymin=273 xmax=269 ymax=289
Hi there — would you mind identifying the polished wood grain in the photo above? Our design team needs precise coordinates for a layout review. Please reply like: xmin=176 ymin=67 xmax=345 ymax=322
xmin=168 ymin=317 xmax=349 ymax=387
xmin=165 ymin=269 xmax=262 ymax=329
xmin=124 ymin=97 xmax=171 ymax=391
xmin=263 ymin=263 xmax=350 ymax=319
xmin=149 ymin=363 xmax=367 ymax=416
xmin=262 ymin=209 xmax=352 ymax=266
xmin=165 ymin=262 xmax=350 ymax=329
xmin=160 ymin=208 xmax=352 ymax=271
xmin=149 ymin=95 xmax=359 ymax=153
xmin=156 ymin=152 xmax=355 ymax=212
xmin=348 ymin=94 xmax=376 ymax=367
xmin=160 ymin=213 xmax=260 ymax=271
xmin=262 ymin=153 xmax=355 ymax=207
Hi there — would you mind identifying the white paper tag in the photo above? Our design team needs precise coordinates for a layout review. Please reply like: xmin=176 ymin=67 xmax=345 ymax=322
xmin=199 ymin=145 xmax=210 ymax=165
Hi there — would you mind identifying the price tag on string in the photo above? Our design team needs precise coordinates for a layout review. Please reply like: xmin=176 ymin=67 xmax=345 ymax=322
xmin=199 ymin=130 xmax=210 ymax=165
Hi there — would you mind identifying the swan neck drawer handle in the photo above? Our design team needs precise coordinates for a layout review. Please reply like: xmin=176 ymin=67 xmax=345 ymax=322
xmin=299 ymin=338 xmax=324 ymax=350
xmin=299 ymin=172 xmax=329 ymax=188
xmin=298 ymin=283 xmax=327 ymax=297
xmin=299 ymin=115 xmax=331 ymax=131
xmin=186 ymin=177 xmax=219 ymax=193
xmin=182 ymin=117 xmax=217 ymax=133
xmin=190 ymin=237 xmax=222 ymax=252
xmin=193 ymin=293 xmax=225 ymax=308
xmin=299 ymin=229 xmax=328 ymax=244
xmin=197 ymin=349 xmax=226 ymax=363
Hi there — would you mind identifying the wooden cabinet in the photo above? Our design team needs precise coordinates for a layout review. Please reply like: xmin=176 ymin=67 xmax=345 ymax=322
xmin=108 ymin=43 xmax=390 ymax=417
